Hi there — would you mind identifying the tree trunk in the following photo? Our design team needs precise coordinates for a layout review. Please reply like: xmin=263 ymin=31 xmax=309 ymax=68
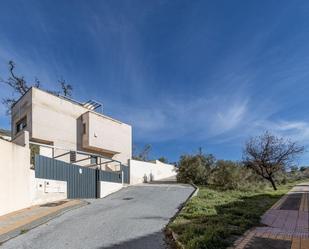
xmin=268 ymin=177 xmax=277 ymax=191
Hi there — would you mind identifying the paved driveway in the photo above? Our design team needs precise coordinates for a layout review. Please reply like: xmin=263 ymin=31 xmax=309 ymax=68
xmin=1 ymin=183 xmax=194 ymax=249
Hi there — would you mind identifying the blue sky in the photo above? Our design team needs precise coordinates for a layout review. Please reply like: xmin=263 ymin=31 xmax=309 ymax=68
xmin=1 ymin=0 xmax=309 ymax=164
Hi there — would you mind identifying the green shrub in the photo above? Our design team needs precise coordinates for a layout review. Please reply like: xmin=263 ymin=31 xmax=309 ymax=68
xmin=208 ymin=160 xmax=265 ymax=191
xmin=176 ymin=152 xmax=309 ymax=191
xmin=177 ymin=153 xmax=215 ymax=185
xmin=30 ymin=144 xmax=40 ymax=165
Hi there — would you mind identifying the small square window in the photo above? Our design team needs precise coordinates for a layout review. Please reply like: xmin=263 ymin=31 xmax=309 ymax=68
xmin=16 ymin=116 xmax=27 ymax=134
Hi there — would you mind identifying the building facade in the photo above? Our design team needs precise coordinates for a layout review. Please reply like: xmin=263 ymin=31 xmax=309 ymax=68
xmin=11 ymin=87 xmax=132 ymax=166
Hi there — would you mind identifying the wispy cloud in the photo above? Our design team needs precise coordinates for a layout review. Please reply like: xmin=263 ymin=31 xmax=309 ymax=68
xmin=1 ymin=0 xmax=309 ymax=164
xmin=114 ymin=94 xmax=251 ymax=143
xmin=254 ymin=120 xmax=309 ymax=145
xmin=117 ymin=87 xmax=309 ymax=153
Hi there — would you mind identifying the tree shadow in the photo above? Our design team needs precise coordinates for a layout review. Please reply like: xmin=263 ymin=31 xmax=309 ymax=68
xmin=98 ymin=231 xmax=169 ymax=249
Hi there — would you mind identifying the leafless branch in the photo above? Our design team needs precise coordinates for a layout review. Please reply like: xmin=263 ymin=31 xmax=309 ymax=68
xmin=243 ymin=131 xmax=304 ymax=190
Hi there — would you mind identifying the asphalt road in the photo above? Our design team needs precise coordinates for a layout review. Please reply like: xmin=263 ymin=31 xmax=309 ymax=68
xmin=1 ymin=183 xmax=194 ymax=249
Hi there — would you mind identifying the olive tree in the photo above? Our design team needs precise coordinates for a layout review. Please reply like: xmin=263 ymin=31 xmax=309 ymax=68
xmin=243 ymin=131 xmax=304 ymax=190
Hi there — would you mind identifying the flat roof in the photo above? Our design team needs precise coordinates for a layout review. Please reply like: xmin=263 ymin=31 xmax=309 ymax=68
xmin=12 ymin=87 xmax=131 ymax=126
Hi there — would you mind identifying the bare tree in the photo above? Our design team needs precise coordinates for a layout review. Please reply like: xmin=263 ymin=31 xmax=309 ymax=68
xmin=158 ymin=157 xmax=168 ymax=163
xmin=0 ymin=61 xmax=32 ymax=113
xmin=0 ymin=60 xmax=73 ymax=114
xmin=59 ymin=78 xmax=73 ymax=97
xmin=133 ymin=144 xmax=152 ymax=161
xmin=243 ymin=131 xmax=304 ymax=190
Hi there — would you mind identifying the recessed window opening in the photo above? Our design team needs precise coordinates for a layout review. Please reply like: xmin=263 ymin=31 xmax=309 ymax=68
xmin=83 ymin=123 xmax=86 ymax=134
xmin=16 ymin=116 xmax=27 ymax=134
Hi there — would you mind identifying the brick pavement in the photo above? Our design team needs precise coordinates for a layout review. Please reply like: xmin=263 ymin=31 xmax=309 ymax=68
xmin=234 ymin=183 xmax=309 ymax=249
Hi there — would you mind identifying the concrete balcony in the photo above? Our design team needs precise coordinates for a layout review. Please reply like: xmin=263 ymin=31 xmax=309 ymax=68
xmin=81 ymin=111 xmax=131 ymax=158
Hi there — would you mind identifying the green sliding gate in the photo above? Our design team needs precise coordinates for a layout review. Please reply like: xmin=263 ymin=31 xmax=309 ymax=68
xmin=34 ymin=155 xmax=126 ymax=199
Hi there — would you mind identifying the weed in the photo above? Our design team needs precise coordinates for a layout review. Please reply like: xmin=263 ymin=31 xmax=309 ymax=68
xmin=20 ymin=229 xmax=28 ymax=234
xmin=169 ymin=181 xmax=303 ymax=249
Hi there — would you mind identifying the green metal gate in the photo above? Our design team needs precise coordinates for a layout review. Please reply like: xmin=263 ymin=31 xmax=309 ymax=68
xmin=35 ymin=155 xmax=97 ymax=198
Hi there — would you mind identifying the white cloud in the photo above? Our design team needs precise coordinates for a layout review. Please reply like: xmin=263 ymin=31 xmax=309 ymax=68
xmin=115 ymin=94 xmax=250 ymax=143
xmin=257 ymin=120 xmax=309 ymax=145
xmin=212 ymin=100 xmax=248 ymax=134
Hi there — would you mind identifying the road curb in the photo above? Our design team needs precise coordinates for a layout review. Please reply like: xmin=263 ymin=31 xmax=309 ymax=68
xmin=165 ymin=182 xmax=199 ymax=249
xmin=0 ymin=200 xmax=89 ymax=245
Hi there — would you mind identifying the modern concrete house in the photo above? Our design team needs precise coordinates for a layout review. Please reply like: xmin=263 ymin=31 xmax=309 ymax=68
xmin=11 ymin=87 xmax=132 ymax=167
xmin=0 ymin=87 xmax=176 ymax=216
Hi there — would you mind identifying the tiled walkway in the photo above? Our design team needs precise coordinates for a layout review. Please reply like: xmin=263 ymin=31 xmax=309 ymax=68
xmin=234 ymin=183 xmax=309 ymax=249
xmin=0 ymin=199 xmax=84 ymax=243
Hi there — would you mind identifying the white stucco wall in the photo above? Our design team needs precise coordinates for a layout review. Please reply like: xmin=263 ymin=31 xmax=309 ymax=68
xmin=0 ymin=135 xmax=11 ymax=141
xmin=129 ymin=159 xmax=177 ymax=185
xmin=12 ymin=130 xmax=29 ymax=147
xmin=30 ymin=171 xmax=67 ymax=205
xmin=82 ymin=111 xmax=132 ymax=165
xmin=100 ymin=181 xmax=123 ymax=198
xmin=0 ymin=138 xmax=32 ymax=216
xmin=0 ymin=134 xmax=67 ymax=216
xmin=39 ymin=146 xmax=53 ymax=158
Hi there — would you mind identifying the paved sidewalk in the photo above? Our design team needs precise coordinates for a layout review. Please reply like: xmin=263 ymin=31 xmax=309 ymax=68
xmin=0 ymin=199 xmax=86 ymax=244
xmin=234 ymin=183 xmax=309 ymax=249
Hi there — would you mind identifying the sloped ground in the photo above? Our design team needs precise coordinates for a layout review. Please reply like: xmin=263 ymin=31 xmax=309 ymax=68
xmin=168 ymin=183 xmax=298 ymax=249
xmin=1 ymin=183 xmax=194 ymax=249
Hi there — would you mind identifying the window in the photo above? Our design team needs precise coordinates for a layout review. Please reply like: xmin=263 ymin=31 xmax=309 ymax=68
xmin=83 ymin=123 xmax=86 ymax=134
xmin=16 ymin=116 xmax=27 ymax=134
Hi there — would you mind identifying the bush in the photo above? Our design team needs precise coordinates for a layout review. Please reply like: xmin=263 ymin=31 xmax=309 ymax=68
xmin=283 ymin=168 xmax=309 ymax=183
xmin=30 ymin=144 xmax=40 ymax=165
xmin=208 ymin=160 xmax=265 ymax=191
xmin=177 ymin=153 xmax=215 ymax=185
xmin=176 ymin=152 xmax=309 ymax=190
xmin=209 ymin=160 xmax=242 ymax=190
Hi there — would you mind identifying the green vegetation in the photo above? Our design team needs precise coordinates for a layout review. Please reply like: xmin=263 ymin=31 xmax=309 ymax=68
xmin=169 ymin=182 xmax=300 ymax=249
xmin=177 ymin=144 xmax=307 ymax=191
xmin=30 ymin=144 xmax=40 ymax=165
xmin=177 ymin=152 xmax=215 ymax=185
xmin=20 ymin=229 xmax=29 ymax=234
xmin=208 ymin=160 xmax=266 ymax=191
xmin=243 ymin=131 xmax=304 ymax=190
xmin=177 ymin=155 xmax=269 ymax=191
xmin=172 ymin=133 xmax=307 ymax=248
